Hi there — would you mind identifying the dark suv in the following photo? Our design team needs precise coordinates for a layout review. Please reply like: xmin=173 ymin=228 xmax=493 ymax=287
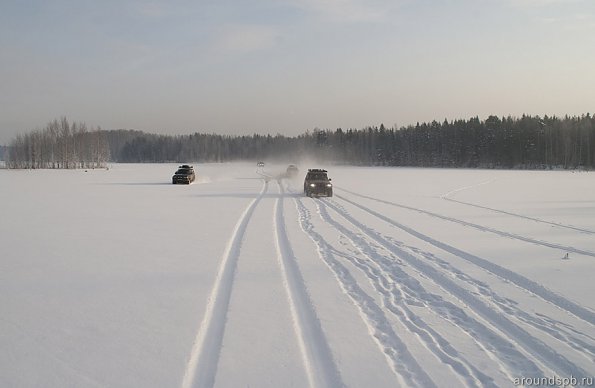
xmin=304 ymin=169 xmax=333 ymax=197
xmin=172 ymin=165 xmax=196 ymax=184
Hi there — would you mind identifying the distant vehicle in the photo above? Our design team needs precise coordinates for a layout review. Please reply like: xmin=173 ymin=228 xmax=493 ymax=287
xmin=257 ymin=161 xmax=265 ymax=167
xmin=304 ymin=169 xmax=333 ymax=197
xmin=286 ymin=164 xmax=299 ymax=178
xmin=172 ymin=165 xmax=195 ymax=184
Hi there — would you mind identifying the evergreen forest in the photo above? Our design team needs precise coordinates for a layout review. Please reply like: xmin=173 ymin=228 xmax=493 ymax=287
xmin=4 ymin=114 xmax=595 ymax=169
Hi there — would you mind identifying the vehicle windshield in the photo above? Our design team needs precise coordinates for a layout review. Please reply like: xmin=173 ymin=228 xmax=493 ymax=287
xmin=308 ymin=173 xmax=328 ymax=180
xmin=176 ymin=169 xmax=191 ymax=174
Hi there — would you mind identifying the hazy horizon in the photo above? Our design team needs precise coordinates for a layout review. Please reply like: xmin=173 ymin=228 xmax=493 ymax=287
xmin=2 ymin=0 xmax=594 ymax=144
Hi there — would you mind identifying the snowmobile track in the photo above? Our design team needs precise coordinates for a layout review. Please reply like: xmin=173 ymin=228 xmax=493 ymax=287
xmin=182 ymin=181 xmax=268 ymax=388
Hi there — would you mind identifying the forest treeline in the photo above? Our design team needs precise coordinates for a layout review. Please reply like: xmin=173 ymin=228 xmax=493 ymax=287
xmin=4 ymin=117 xmax=110 ymax=169
xmin=4 ymin=114 xmax=595 ymax=169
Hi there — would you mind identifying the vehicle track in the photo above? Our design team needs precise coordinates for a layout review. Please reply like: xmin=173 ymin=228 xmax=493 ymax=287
xmin=293 ymin=196 xmax=437 ymax=388
xmin=182 ymin=181 xmax=268 ymax=388
xmin=334 ymin=190 xmax=595 ymax=326
xmin=321 ymin=189 xmax=595 ymax=369
xmin=311 ymin=201 xmax=498 ymax=387
xmin=313 ymin=199 xmax=546 ymax=381
xmin=441 ymin=182 xmax=595 ymax=235
xmin=398 ymin=242 xmax=595 ymax=364
xmin=323 ymin=197 xmax=590 ymax=379
xmin=337 ymin=187 xmax=595 ymax=258
xmin=273 ymin=181 xmax=343 ymax=388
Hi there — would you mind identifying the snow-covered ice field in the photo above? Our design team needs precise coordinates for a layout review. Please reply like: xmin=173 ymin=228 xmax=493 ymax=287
xmin=1 ymin=163 xmax=594 ymax=388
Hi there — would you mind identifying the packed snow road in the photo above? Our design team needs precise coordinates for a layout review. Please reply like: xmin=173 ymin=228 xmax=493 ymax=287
xmin=1 ymin=163 xmax=594 ymax=387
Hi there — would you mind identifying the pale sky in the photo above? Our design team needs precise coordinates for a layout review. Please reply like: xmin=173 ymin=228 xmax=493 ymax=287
xmin=1 ymin=0 xmax=594 ymax=144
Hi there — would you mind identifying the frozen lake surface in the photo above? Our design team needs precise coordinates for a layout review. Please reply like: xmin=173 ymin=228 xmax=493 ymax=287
xmin=1 ymin=163 xmax=594 ymax=387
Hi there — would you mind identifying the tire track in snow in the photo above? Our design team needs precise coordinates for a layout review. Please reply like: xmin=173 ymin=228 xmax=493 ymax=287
xmin=337 ymin=187 xmax=595 ymax=258
xmin=320 ymin=183 xmax=594 ymax=369
xmin=443 ymin=197 xmax=595 ymax=235
xmin=313 ymin=201 xmax=496 ymax=387
xmin=325 ymin=197 xmax=590 ymax=379
xmin=316 ymin=201 xmax=544 ymax=382
xmin=400 ymin=243 xmax=595 ymax=364
xmin=335 ymin=190 xmax=595 ymax=326
xmin=294 ymin=196 xmax=437 ymax=388
xmin=441 ymin=181 xmax=595 ymax=235
xmin=273 ymin=181 xmax=344 ymax=388
xmin=182 ymin=181 xmax=268 ymax=388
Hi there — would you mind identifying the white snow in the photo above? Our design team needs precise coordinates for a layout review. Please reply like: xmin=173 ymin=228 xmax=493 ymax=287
xmin=1 ymin=163 xmax=594 ymax=387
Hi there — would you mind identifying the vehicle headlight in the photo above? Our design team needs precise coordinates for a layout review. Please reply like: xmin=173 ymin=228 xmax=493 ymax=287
xmin=309 ymin=183 xmax=316 ymax=187
xmin=326 ymin=183 xmax=332 ymax=187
